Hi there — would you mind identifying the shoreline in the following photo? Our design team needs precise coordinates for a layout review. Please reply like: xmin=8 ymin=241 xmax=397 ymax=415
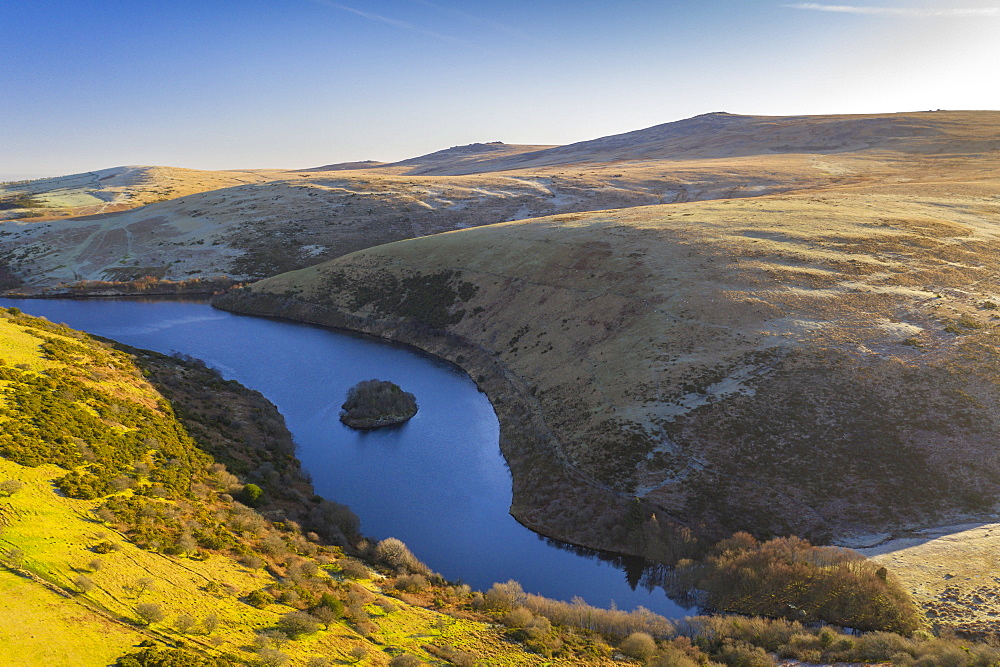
xmin=2 ymin=278 xmax=239 ymax=300
xmin=209 ymin=288 xmax=667 ymax=562
xmin=340 ymin=411 xmax=418 ymax=429
xmin=1 ymin=291 xmax=217 ymax=301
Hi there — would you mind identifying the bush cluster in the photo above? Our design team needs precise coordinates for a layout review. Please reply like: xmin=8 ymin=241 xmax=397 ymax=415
xmin=677 ymin=615 xmax=1000 ymax=667
xmin=0 ymin=314 xmax=208 ymax=501
xmin=471 ymin=580 xmax=1000 ymax=667
xmin=114 ymin=646 xmax=236 ymax=667
xmin=689 ymin=533 xmax=922 ymax=633
xmin=320 ymin=268 xmax=479 ymax=328
xmin=0 ymin=193 xmax=43 ymax=210
xmin=499 ymin=581 xmax=675 ymax=639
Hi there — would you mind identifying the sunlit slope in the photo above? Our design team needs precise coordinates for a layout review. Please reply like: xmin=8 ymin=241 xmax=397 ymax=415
xmin=424 ymin=110 xmax=1000 ymax=174
xmin=0 ymin=158 xmax=827 ymax=286
xmin=6 ymin=111 xmax=998 ymax=289
xmin=301 ymin=141 xmax=557 ymax=174
xmin=238 ymin=186 xmax=1000 ymax=544
xmin=376 ymin=141 xmax=559 ymax=175
xmin=0 ymin=311 xmax=564 ymax=666
xmin=0 ymin=165 xmax=286 ymax=222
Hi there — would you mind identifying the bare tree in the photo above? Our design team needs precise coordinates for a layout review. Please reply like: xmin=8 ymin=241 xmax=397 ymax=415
xmin=174 ymin=613 xmax=197 ymax=633
xmin=136 ymin=602 xmax=165 ymax=625
xmin=389 ymin=655 xmax=423 ymax=667
xmin=74 ymin=575 xmax=95 ymax=594
xmin=0 ymin=479 xmax=24 ymax=497
xmin=132 ymin=576 xmax=155 ymax=597
xmin=202 ymin=612 xmax=220 ymax=634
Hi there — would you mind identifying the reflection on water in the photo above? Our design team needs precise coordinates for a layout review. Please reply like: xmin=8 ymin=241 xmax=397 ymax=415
xmin=0 ymin=297 xmax=693 ymax=618
xmin=542 ymin=537 xmax=678 ymax=596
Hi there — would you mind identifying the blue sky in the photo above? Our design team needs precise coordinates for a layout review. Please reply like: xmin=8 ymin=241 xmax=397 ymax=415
xmin=2 ymin=0 xmax=999 ymax=179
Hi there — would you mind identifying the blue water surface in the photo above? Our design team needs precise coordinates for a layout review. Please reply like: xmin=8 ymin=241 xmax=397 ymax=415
xmin=0 ymin=297 xmax=688 ymax=617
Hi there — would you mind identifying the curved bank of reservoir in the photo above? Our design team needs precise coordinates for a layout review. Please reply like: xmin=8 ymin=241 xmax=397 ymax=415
xmin=0 ymin=297 xmax=689 ymax=618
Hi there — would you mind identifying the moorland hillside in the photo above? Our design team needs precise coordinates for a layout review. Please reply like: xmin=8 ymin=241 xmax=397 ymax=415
xmin=403 ymin=110 xmax=1000 ymax=173
xmin=6 ymin=111 xmax=995 ymax=289
xmin=215 ymin=111 xmax=1000 ymax=617
xmin=1 ymin=307 xmax=650 ymax=665
xmin=0 ymin=165 xmax=285 ymax=221
xmin=3 ymin=311 xmax=944 ymax=664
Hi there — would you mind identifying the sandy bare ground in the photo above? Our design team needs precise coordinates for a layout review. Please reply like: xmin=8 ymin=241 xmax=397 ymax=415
xmin=856 ymin=524 xmax=1000 ymax=634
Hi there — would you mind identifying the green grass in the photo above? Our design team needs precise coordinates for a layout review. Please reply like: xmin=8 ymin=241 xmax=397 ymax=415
xmin=0 ymin=568 xmax=144 ymax=666
xmin=0 ymin=458 xmax=279 ymax=663
xmin=0 ymin=320 xmax=53 ymax=371
xmin=0 ymin=308 xmax=577 ymax=665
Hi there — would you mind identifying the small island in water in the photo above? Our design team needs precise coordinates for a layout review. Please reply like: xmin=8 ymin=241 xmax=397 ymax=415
xmin=340 ymin=379 xmax=418 ymax=429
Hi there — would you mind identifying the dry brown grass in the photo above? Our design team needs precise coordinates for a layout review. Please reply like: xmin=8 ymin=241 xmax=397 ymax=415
xmin=8 ymin=111 xmax=999 ymax=288
xmin=228 ymin=112 xmax=1000 ymax=570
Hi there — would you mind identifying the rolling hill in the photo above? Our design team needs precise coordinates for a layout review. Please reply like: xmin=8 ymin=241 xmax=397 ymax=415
xmin=6 ymin=306 xmax=931 ymax=663
xmin=7 ymin=111 xmax=996 ymax=290
xmin=402 ymin=111 xmax=1000 ymax=174
xmin=8 ymin=110 xmax=1000 ymax=647
xmin=0 ymin=166 xmax=286 ymax=222
xmin=212 ymin=111 xmax=1000 ymax=624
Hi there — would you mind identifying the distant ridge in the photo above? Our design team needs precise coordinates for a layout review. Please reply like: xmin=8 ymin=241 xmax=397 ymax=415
xmin=5 ymin=110 xmax=1000 ymax=289
xmin=298 ymin=159 xmax=388 ymax=172
xmin=378 ymin=141 xmax=559 ymax=175
xmin=398 ymin=110 xmax=1000 ymax=174
xmin=298 ymin=142 xmax=559 ymax=177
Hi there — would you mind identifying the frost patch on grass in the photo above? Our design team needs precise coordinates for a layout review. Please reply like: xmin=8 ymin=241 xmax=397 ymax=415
xmin=299 ymin=244 xmax=327 ymax=257
xmin=548 ymin=193 xmax=580 ymax=207
xmin=508 ymin=204 xmax=537 ymax=221
xmin=877 ymin=319 xmax=924 ymax=339
xmin=653 ymin=364 xmax=762 ymax=421
xmin=760 ymin=316 xmax=826 ymax=337
xmin=783 ymin=286 xmax=846 ymax=299
xmin=841 ymin=280 xmax=939 ymax=299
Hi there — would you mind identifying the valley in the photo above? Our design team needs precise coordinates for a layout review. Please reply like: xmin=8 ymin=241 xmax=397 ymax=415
xmin=5 ymin=111 xmax=1000 ymax=660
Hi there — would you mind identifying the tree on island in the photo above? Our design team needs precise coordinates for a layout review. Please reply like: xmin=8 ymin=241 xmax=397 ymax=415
xmin=340 ymin=379 xmax=417 ymax=429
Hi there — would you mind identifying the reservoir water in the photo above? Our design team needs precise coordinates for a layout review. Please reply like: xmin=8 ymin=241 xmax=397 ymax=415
xmin=1 ymin=297 xmax=688 ymax=617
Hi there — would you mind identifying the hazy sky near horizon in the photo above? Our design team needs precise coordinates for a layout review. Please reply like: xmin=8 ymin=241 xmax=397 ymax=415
xmin=3 ymin=0 xmax=999 ymax=180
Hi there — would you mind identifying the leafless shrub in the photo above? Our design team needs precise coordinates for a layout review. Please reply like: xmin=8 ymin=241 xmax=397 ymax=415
xmin=483 ymin=580 xmax=525 ymax=613
xmin=374 ymin=537 xmax=428 ymax=574
xmin=523 ymin=592 xmax=674 ymax=639
xmin=394 ymin=573 xmax=429 ymax=593
xmin=620 ymin=632 xmax=658 ymax=661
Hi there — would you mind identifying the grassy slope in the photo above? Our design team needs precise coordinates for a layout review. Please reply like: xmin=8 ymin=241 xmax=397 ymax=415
xmin=10 ymin=111 xmax=996 ymax=288
xmin=0 ymin=166 xmax=286 ymax=222
xmin=859 ymin=522 xmax=1000 ymax=636
xmin=0 ymin=165 xmax=741 ymax=287
xmin=0 ymin=457 xmax=270 ymax=664
xmin=0 ymin=462 xmax=147 ymax=665
xmin=0 ymin=312 xmax=583 ymax=666
xmin=234 ymin=159 xmax=1000 ymax=551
